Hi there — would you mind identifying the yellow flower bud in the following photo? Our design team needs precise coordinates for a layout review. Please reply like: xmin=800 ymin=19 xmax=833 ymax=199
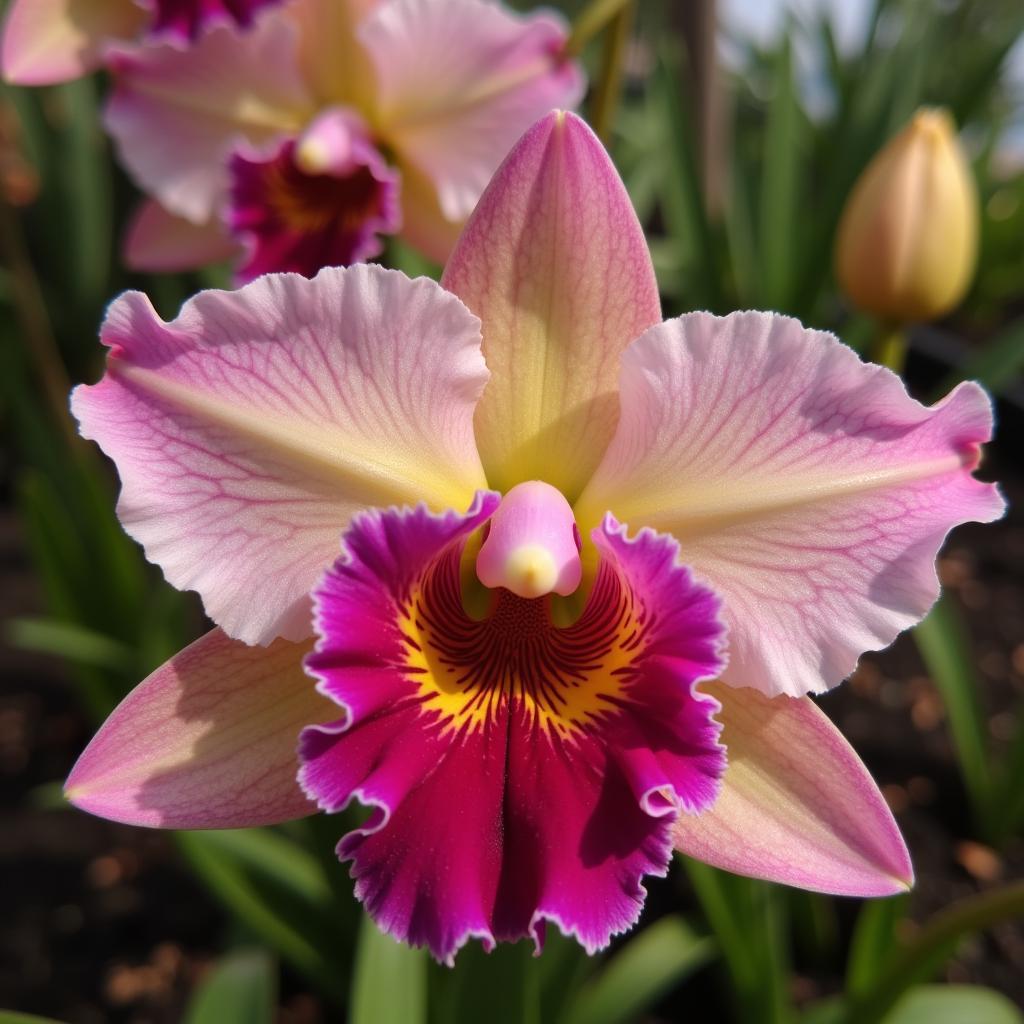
xmin=835 ymin=108 xmax=978 ymax=323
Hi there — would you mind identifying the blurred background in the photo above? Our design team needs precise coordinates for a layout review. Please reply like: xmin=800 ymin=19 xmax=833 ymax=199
xmin=2 ymin=0 xmax=1023 ymax=1021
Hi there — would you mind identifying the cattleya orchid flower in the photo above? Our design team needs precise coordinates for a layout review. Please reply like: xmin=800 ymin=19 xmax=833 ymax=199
xmin=95 ymin=0 xmax=583 ymax=277
xmin=66 ymin=112 xmax=1004 ymax=963
xmin=0 ymin=0 xmax=282 ymax=84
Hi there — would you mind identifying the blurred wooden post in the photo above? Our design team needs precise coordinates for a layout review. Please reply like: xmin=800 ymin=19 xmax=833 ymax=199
xmin=674 ymin=0 xmax=727 ymax=218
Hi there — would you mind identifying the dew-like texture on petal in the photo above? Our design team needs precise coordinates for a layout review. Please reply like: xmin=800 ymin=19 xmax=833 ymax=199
xmin=71 ymin=265 xmax=489 ymax=645
xmin=145 ymin=0 xmax=283 ymax=41
xmin=65 ymin=629 xmax=332 ymax=828
xmin=674 ymin=681 xmax=913 ymax=896
xmin=104 ymin=12 xmax=312 ymax=224
xmin=228 ymin=135 xmax=400 ymax=281
xmin=1 ymin=0 xmax=145 ymax=85
xmin=299 ymin=493 xmax=725 ymax=963
xmin=363 ymin=0 xmax=585 ymax=225
xmin=124 ymin=198 xmax=240 ymax=273
xmin=576 ymin=311 xmax=1005 ymax=697
xmin=442 ymin=112 xmax=661 ymax=501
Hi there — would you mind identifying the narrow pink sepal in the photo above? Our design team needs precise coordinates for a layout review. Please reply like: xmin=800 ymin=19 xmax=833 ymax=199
xmin=1 ymin=0 xmax=145 ymax=85
xmin=442 ymin=111 xmax=661 ymax=501
xmin=124 ymin=198 xmax=240 ymax=272
xmin=674 ymin=682 xmax=913 ymax=896
xmin=65 ymin=629 xmax=333 ymax=829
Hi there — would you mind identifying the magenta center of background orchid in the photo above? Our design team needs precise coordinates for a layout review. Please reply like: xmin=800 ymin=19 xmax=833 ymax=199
xmin=149 ymin=0 xmax=282 ymax=40
xmin=228 ymin=111 xmax=400 ymax=283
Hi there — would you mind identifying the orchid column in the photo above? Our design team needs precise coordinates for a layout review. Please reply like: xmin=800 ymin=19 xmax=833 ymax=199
xmin=66 ymin=112 xmax=1002 ymax=962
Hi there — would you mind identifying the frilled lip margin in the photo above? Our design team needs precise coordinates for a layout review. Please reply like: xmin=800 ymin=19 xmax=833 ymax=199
xmin=298 ymin=491 xmax=729 ymax=964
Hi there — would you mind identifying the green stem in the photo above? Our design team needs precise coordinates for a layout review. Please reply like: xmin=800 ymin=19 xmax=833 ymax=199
xmin=565 ymin=0 xmax=634 ymax=56
xmin=589 ymin=1 xmax=634 ymax=142
xmin=869 ymin=322 xmax=908 ymax=373
xmin=843 ymin=881 xmax=1024 ymax=1024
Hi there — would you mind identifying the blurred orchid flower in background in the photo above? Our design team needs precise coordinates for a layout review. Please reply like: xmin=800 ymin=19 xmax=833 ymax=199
xmin=97 ymin=0 xmax=583 ymax=277
xmin=64 ymin=112 xmax=1003 ymax=963
xmin=0 ymin=0 xmax=283 ymax=83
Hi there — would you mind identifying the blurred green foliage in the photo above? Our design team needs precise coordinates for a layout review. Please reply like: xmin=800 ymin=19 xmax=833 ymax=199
xmin=2 ymin=0 xmax=1022 ymax=1020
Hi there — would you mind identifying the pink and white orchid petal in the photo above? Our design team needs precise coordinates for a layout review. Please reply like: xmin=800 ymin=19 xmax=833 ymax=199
xmin=1 ymin=0 xmax=145 ymax=85
xmin=104 ymin=12 xmax=312 ymax=224
xmin=363 ymin=0 xmax=584 ymax=225
xmin=442 ymin=111 xmax=661 ymax=501
xmin=124 ymin=198 xmax=240 ymax=273
xmin=674 ymin=682 xmax=913 ymax=896
xmin=576 ymin=312 xmax=1005 ymax=697
xmin=72 ymin=265 xmax=489 ymax=645
xmin=65 ymin=629 xmax=332 ymax=829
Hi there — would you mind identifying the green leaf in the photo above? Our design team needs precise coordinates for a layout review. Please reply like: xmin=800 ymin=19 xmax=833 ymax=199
xmin=682 ymin=860 xmax=793 ymax=1024
xmin=54 ymin=77 xmax=112 ymax=317
xmin=561 ymin=915 xmax=714 ymax=1024
xmin=652 ymin=45 xmax=722 ymax=312
xmin=184 ymin=949 xmax=277 ymax=1024
xmin=25 ymin=780 xmax=70 ymax=810
xmin=799 ymin=997 xmax=843 ymax=1024
xmin=537 ymin=931 xmax=593 ymax=1024
xmin=841 ymin=882 xmax=1024 ymax=1024
xmin=382 ymin=236 xmax=441 ymax=281
xmin=883 ymin=985 xmax=1023 ymax=1024
xmin=723 ymin=143 xmax=757 ymax=306
xmin=5 ymin=617 xmax=133 ymax=672
xmin=15 ymin=472 xmax=125 ymax=717
xmin=913 ymin=597 xmax=994 ymax=833
xmin=846 ymin=896 xmax=909 ymax=995
xmin=176 ymin=829 xmax=347 ymax=1003
xmin=432 ymin=940 xmax=541 ymax=1024
xmin=183 ymin=826 xmax=331 ymax=906
xmin=0 ymin=1013 xmax=68 ymax=1024
xmin=757 ymin=31 xmax=802 ymax=310
xmin=789 ymin=890 xmax=839 ymax=967
xmin=349 ymin=913 xmax=427 ymax=1024
xmin=936 ymin=317 xmax=1024 ymax=398
xmin=993 ymin=706 xmax=1024 ymax=837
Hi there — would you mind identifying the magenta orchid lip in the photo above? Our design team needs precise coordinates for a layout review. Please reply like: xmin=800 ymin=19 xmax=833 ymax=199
xmin=299 ymin=495 xmax=726 ymax=963
xmin=64 ymin=111 xmax=1002 ymax=962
